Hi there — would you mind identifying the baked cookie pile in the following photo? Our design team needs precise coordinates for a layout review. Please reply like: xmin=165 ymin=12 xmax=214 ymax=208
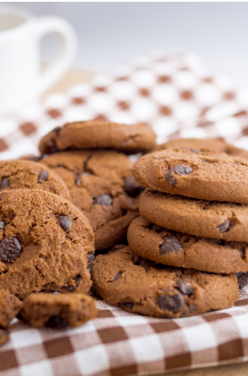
xmin=39 ymin=120 xmax=156 ymax=250
xmin=1 ymin=123 xmax=248 ymax=340
xmin=92 ymin=138 xmax=248 ymax=318
xmin=0 ymin=120 xmax=156 ymax=342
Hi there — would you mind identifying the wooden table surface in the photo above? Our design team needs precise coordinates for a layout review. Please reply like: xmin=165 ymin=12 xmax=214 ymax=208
xmin=44 ymin=67 xmax=248 ymax=376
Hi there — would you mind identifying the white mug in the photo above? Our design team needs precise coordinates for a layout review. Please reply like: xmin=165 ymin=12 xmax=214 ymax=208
xmin=0 ymin=6 xmax=78 ymax=115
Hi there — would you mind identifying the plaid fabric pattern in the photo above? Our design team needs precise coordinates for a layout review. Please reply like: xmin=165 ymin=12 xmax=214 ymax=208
xmin=0 ymin=51 xmax=248 ymax=375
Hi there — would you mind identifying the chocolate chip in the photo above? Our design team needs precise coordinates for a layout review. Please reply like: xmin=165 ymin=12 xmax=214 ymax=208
xmin=0 ymin=221 xmax=5 ymax=230
xmin=172 ymin=165 xmax=193 ymax=175
xmin=123 ymin=177 xmax=145 ymax=197
xmin=0 ymin=237 xmax=22 ymax=263
xmin=240 ymin=247 xmax=246 ymax=260
xmin=76 ymin=175 xmax=82 ymax=185
xmin=87 ymin=253 xmax=95 ymax=269
xmin=189 ymin=148 xmax=200 ymax=153
xmin=158 ymin=291 xmax=185 ymax=313
xmin=47 ymin=315 xmax=69 ymax=329
xmin=38 ymin=170 xmax=48 ymax=183
xmin=160 ymin=236 xmax=182 ymax=254
xmin=59 ymin=215 xmax=72 ymax=232
xmin=122 ymin=302 xmax=134 ymax=310
xmin=216 ymin=220 xmax=230 ymax=234
xmin=188 ymin=305 xmax=196 ymax=314
xmin=112 ymin=271 xmax=122 ymax=282
xmin=167 ymin=165 xmax=193 ymax=187
xmin=64 ymin=275 xmax=82 ymax=292
xmin=53 ymin=126 xmax=62 ymax=135
xmin=0 ymin=178 xmax=9 ymax=190
xmin=94 ymin=194 xmax=112 ymax=206
xmin=76 ymin=172 xmax=91 ymax=185
xmin=133 ymin=255 xmax=149 ymax=269
xmin=176 ymin=280 xmax=193 ymax=297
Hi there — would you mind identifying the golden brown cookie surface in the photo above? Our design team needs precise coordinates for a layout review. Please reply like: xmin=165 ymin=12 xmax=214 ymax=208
xmin=0 ymin=160 xmax=70 ymax=200
xmin=132 ymin=148 xmax=248 ymax=203
xmin=0 ymin=189 xmax=94 ymax=299
xmin=91 ymin=246 xmax=239 ymax=318
xmin=139 ymin=190 xmax=248 ymax=242
xmin=128 ymin=216 xmax=248 ymax=274
xmin=39 ymin=120 xmax=156 ymax=154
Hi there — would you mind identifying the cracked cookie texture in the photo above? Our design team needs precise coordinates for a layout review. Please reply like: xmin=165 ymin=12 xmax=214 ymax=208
xmin=0 ymin=189 xmax=94 ymax=299
xmin=41 ymin=150 xmax=141 ymax=250
xmin=0 ymin=160 xmax=70 ymax=200
xmin=155 ymin=138 xmax=248 ymax=159
xmin=132 ymin=148 xmax=248 ymax=203
xmin=38 ymin=120 xmax=156 ymax=154
xmin=139 ymin=190 xmax=248 ymax=242
xmin=128 ymin=216 xmax=248 ymax=274
xmin=20 ymin=293 xmax=98 ymax=328
xmin=91 ymin=246 xmax=239 ymax=318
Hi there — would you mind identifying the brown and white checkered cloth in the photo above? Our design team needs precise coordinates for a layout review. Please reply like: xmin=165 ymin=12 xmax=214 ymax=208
xmin=0 ymin=50 xmax=248 ymax=376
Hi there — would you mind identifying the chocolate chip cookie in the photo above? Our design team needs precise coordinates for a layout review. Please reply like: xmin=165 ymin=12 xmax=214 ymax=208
xmin=91 ymin=246 xmax=239 ymax=318
xmin=41 ymin=150 xmax=141 ymax=250
xmin=156 ymin=138 xmax=248 ymax=159
xmin=0 ymin=189 xmax=94 ymax=299
xmin=0 ymin=289 xmax=23 ymax=328
xmin=128 ymin=216 xmax=248 ymax=274
xmin=0 ymin=160 xmax=70 ymax=200
xmin=132 ymin=148 xmax=248 ymax=203
xmin=19 ymin=293 xmax=97 ymax=328
xmin=38 ymin=120 xmax=156 ymax=154
xmin=139 ymin=190 xmax=248 ymax=242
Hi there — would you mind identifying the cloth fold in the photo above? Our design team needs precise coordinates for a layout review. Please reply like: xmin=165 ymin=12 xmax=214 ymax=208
xmin=0 ymin=51 xmax=248 ymax=376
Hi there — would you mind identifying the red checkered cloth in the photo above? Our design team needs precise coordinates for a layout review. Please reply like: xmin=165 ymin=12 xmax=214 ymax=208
xmin=0 ymin=50 xmax=248 ymax=376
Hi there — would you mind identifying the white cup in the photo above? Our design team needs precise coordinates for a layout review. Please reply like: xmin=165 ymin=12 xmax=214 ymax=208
xmin=0 ymin=6 xmax=78 ymax=115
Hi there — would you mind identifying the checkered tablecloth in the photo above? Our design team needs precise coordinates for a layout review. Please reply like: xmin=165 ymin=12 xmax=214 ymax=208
xmin=0 ymin=50 xmax=248 ymax=376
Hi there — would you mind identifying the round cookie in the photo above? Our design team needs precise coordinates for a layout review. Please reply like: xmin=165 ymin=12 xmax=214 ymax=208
xmin=41 ymin=150 xmax=142 ymax=250
xmin=127 ymin=216 xmax=248 ymax=274
xmin=0 ymin=160 xmax=70 ymax=200
xmin=19 ymin=293 xmax=97 ymax=328
xmin=91 ymin=246 xmax=239 ymax=318
xmin=132 ymin=148 xmax=248 ymax=203
xmin=0 ymin=189 xmax=94 ymax=299
xmin=156 ymin=138 xmax=248 ymax=159
xmin=38 ymin=120 xmax=156 ymax=154
xmin=139 ymin=190 xmax=248 ymax=242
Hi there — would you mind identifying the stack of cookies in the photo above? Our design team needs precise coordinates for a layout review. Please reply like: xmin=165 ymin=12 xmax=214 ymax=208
xmin=92 ymin=138 xmax=248 ymax=318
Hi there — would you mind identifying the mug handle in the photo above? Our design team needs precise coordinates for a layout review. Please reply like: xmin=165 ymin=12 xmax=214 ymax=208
xmin=36 ymin=16 xmax=78 ymax=94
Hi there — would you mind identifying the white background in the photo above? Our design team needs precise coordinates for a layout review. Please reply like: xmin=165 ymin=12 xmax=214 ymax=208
xmin=3 ymin=2 xmax=248 ymax=89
